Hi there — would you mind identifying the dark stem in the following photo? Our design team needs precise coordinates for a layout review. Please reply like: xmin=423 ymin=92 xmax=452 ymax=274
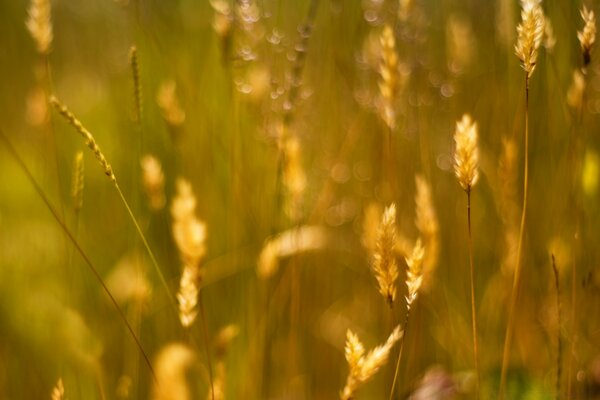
xmin=467 ymin=188 xmax=480 ymax=399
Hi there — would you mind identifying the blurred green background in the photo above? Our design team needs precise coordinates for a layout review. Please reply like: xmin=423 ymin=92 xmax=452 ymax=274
xmin=1 ymin=0 xmax=600 ymax=398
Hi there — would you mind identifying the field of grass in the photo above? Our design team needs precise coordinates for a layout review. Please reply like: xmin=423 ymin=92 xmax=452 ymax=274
xmin=1 ymin=0 xmax=600 ymax=398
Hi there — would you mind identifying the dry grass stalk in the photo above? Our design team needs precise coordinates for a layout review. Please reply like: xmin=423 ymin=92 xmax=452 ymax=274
xmin=207 ymin=325 xmax=239 ymax=400
xmin=578 ymin=6 xmax=596 ymax=67
xmin=514 ymin=0 xmax=545 ymax=78
xmin=157 ymin=80 xmax=186 ymax=128
xmin=152 ymin=343 xmax=196 ymax=400
xmin=50 ymin=95 xmax=175 ymax=314
xmin=51 ymin=378 xmax=64 ymax=400
xmin=415 ymin=175 xmax=439 ymax=287
xmin=371 ymin=204 xmax=399 ymax=306
xmin=454 ymin=112 xmax=481 ymax=397
xmin=405 ymin=239 xmax=424 ymax=309
xmin=257 ymin=225 xmax=328 ymax=279
xmin=50 ymin=97 xmax=115 ymax=182
xmin=500 ymin=4 xmax=541 ymax=394
xmin=378 ymin=25 xmax=399 ymax=130
xmin=171 ymin=179 xmax=207 ymax=327
xmin=281 ymin=135 xmax=306 ymax=223
xmin=551 ymin=254 xmax=562 ymax=400
xmin=141 ymin=155 xmax=166 ymax=211
xmin=340 ymin=326 xmax=403 ymax=400
xmin=497 ymin=138 xmax=520 ymax=275
xmin=129 ymin=46 xmax=142 ymax=124
xmin=26 ymin=0 xmax=52 ymax=55
xmin=453 ymin=114 xmax=479 ymax=192
xmin=72 ymin=151 xmax=84 ymax=212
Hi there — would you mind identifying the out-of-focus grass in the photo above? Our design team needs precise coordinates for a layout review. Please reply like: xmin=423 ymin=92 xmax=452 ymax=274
xmin=0 ymin=0 xmax=599 ymax=399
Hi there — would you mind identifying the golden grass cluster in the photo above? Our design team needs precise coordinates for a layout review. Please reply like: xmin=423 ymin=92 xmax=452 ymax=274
xmin=453 ymin=114 xmax=479 ymax=192
xmin=340 ymin=326 xmax=402 ymax=400
xmin=26 ymin=0 xmax=52 ymax=55
xmin=515 ymin=0 xmax=546 ymax=78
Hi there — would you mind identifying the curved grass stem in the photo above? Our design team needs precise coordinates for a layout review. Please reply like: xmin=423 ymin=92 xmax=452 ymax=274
xmin=499 ymin=73 xmax=530 ymax=399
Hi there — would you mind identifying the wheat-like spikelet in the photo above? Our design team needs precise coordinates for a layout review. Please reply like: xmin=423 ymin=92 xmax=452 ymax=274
xmin=177 ymin=264 xmax=199 ymax=328
xmin=567 ymin=69 xmax=586 ymax=110
xmin=378 ymin=25 xmax=399 ymax=130
xmin=26 ymin=0 xmax=52 ymax=55
xmin=129 ymin=46 xmax=142 ymax=124
xmin=171 ymin=179 xmax=207 ymax=269
xmin=415 ymin=175 xmax=439 ymax=288
xmin=405 ymin=239 xmax=424 ymax=309
xmin=454 ymin=114 xmax=479 ymax=192
xmin=171 ymin=178 xmax=207 ymax=327
xmin=50 ymin=378 xmax=64 ymax=400
xmin=340 ymin=326 xmax=403 ymax=400
xmin=371 ymin=204 xmax=399 ymax=305
xmin=578 ymin=6 xmax=596 ymax=66
xmin=141 ymin=155 xmax=166 ymax=211
xmin=71 ymin=151 xmax=84 ymax=212
xmin=50 ymin=96 xmax=115 ymax=182
xmin=157 ymin=80 xmax=186 ymax=128
xmin=514 ymin=0 xmax=545 ymax=78
xmin=282 ymin=135 xmax=307 ymax=223
xmin=152 ymin=343 xmax=196 ymax=400
xmin=257 ymin=225 xmax=328 ymax=279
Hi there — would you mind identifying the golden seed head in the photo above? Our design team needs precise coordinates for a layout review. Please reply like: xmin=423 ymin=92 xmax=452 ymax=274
xmin=578 ymin=6 xmax=596 ymax=66
xmin=157 ymin=80 xmax=186 ymax=127
xmin=514 ymin=0 xmax=545 ymax=78
xmin=371 ymin=204 xmax=399 ymax=305
xmin=453 ymin=113 xmax=480 ymax=191
xmin=378 ymin=25 xmax=399 ymax=129
xmin=405 ymin=239 xmax=424 ymax=308
xmin=171 ymin=179 xmax=207 ymax=268
xmin=340 ymin=326 xmax=403 ymax=400
xmin=26 ymin=0 xmax=52 ymax=55
xmin=415 ymin=175 xmax=439 ymax=287
xmin=257 ymin=225 xmax=328 ymax=279
xmin=51 ymin=378 xmax=64 ymax=400
xmin=50 ymin=96 xmax=116 ymax=182
xmin=152 ymin=343 xmax=196 ymax=400
xmin=141 ymin=155 xmax=166 ymax=211
xmin=177 ymin=264 xmax=199 ymax=328
xmin=71 ymin=151 xmax=85 ymax=212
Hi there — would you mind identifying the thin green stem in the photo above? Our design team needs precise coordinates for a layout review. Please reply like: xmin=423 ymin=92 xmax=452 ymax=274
xmin=552 ymin=254 xmax=562 ymax=400
xmin=389 ymin=308 xmax=411 ymax=400
xmin=114 ymin=182 xmax=177 ymax=312
xmin=467 ymin=188 xmax=480 ymax=399
xmin=0 ymin=131 xmax=157 ymax=383
xmin=499 ymin=73 xmax=530 ymax=399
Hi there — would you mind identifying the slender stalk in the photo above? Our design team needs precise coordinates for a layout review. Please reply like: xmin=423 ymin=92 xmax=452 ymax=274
xmin=467 ymin=188 xmax=480 ymax=399
xmin=198 ymin=293 xmax=215 ymax=400
xmin=0 ymin=131 xmax=157 ymax=383
xmin=551 ymin=254 xmax=562 ymax=400
xmin=499 ymin=73 xmax=530 ymax=399
xmin=114 ymin=183 xmax=177 ymax=312
xmin=567 ymin=71 xmax=586 ymax=399
xmin=389 ymin=308 xmax=411 ymax=400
